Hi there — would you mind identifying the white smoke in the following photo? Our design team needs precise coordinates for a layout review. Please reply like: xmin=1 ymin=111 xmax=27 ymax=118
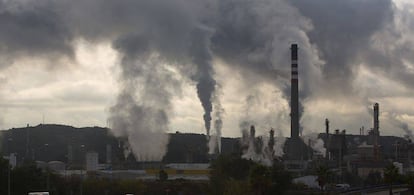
xmin=108 ymin=55 xmax=180 ymax=161
xmin=3 ymin=0 xmax=414 ymax=160
xmin=122 ymin=141 xmax=132 ymax=160
xmin=208 ymin=86 xmax=224 ymax=154
xmin=273 ymin=130 xmax=287 ymax=157
xmin=301 ymin=133 xmax=326 ymax=157
xmin=388 ymin=113 xmax=414 ymax=140
xmin=240 ymin=126 xmax=286 ymax=166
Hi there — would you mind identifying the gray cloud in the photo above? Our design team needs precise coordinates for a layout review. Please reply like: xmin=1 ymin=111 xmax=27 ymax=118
xmin=0 ymin=0 xmax=74 ymax=65
xmin=364 ymin=4 xmax=414 ymax=91
xmin=2 ymin=0 xmax=414 ymax=158
xmin=290 ymin=0 xmax=394 ymax=92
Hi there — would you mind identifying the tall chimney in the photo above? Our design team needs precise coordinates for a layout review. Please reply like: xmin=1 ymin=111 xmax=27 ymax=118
xmin=291 ymin=44 xmax=299 ymax=139
xmin=374 ymin=103 xmax=380 ymax=136
xmin=325 ymin=118 xmax=330 ymax=159
xmin=269 ymin=129 xmax=275 ymax=150
xmin=250 ymin=125 xmax=256 ymax=139
xmin=325 ymin=118 xmax=330 ymax=135
xmin=372 ymin=103 xmax=380 ymax=160
xmin=269 ymin=129 xmax=275 ymax=157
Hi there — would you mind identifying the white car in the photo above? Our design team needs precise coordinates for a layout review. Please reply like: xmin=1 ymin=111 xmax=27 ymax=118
xmin=335 ymin=183 xmax=350 ymax=190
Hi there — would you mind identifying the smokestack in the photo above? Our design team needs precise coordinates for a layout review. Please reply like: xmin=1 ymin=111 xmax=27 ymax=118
xmin=325 ymin=118 xmax=330 ymax=135
xmin=269 ymin=129 xmax=275 ymax=151
xmin=325 ymin=118 xmax=329 ymax=159
xmin=250 ymin=125 xmax=256 ymax=139
xmin=374 ymin=103 xmax=380 ymax=136
xmin=291 ymin=44 xmax=299 ymax=139
xmin=372 ymin=103 xmax=380 ymax=160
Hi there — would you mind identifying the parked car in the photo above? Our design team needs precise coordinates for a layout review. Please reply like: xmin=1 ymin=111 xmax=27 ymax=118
xmin=335 ymin=183 xmax=350 ymax=191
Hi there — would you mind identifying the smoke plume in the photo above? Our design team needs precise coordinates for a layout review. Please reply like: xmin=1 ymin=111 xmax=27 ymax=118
xmin=388 ymin=114 xmax=414 ymax=140
xmin=290 ymin=0 xmax=394 ymax=93
xmin=3 ymin=0 xmax=414 ymax=156
xmin=302 ymin=133 xmax=326 ymax=157
xmin=240 ymin=126 xmax=286 ymax=166
xmin=192 ymin=27 xmax=217 ymax=137
xmin=209 ymin=88 xmax=224 ymax=154
xmin=399 ymin=122 xmax=414 ymax=141
xmin=107 ymin=50 xmax=181 ymax=161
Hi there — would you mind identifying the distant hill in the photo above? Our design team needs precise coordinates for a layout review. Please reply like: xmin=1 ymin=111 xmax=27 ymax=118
xmin=0 ymin=124 xmax=239 ymax=168
xmin=0 ymin=124 xmax=120 ymax=165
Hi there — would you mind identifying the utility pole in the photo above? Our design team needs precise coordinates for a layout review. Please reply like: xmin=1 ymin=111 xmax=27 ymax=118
xmin=80 ymin=144 xmax=85 ymax=195
xmin=8 ymin=164 xmax=10 ymax=195
xmin=7 ymin=138 xmax=13 ymax=195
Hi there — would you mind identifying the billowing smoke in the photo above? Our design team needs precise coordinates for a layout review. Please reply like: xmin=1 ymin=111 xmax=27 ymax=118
xmin=122 ymin=141 xmax=132 ymax=160
xmin=107 ymin=50 xmax=181 ymax=161
xmin=399 ymin=122 xmax=414 ymax=141
xmin=273 ymin=134 xmax=287 ymax=157
xmin=388 ymin=114 xmax=414 ymax=140
xmin=290 ymin=0 xmax=394 ymax=94
xmin=0 ymin=0 xmax=74 ymax=67
xmin=211 ymin=0 xmax=324 ymax=136
xmin=240 ymin=125 xmax=286 ymax=166
xmin=302 ymin=133 xmax=326 ymax=157
xmin=238 ymin=92 xmax=288 ymax=164
xmin=3 ymin=0 xmax=414 ymax=158
xmin=192 ymin=26 xmax=217 ymax=137
xmin=239 ymin=94 xmax=258 ymax=134
xmin=0 ymin=0 xmax=221 ymax=161
xmin=77 ymin=0 xmax=218 ymax=161
xmin=209 ymin=88 xmax=224 ymax=154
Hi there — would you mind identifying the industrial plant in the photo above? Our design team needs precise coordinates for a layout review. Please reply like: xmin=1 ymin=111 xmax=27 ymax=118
xmin=1 ymin=44 xmax=414 ymax=194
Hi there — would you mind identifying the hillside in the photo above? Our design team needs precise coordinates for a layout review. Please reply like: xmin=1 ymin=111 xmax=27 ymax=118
xmin=0 ymin=124 xmax=239 ymax=167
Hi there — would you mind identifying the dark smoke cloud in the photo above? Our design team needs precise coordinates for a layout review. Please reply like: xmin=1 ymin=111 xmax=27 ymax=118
xmin=210 ymin=0 xmax=324 ymax=133
xmin=78 ymin=0 xmax=219 ymax=157
xmin=211 ymin=0 xmax=316 ymax=85
xmin=290 ymin=0 xmax=394 ymax=93
xmin=363 ymin=4 xmax=414 ymax=91
xmin=0 ymin=0 xmax=74 ymax=65
xmin=190 ymin=26 xmax=217 ymax=136
xmin=1 ymin=0 xmax=414 ymax=156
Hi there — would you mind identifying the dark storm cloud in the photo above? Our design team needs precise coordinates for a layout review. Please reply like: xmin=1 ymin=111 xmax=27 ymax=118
xmin=86 ymin=0 xmax=218 ymax=159
xmin=0 ymin=1 xmax=73 ymax=63
xmin=1 ymin=0 xmax=412 ymax=157
xmin=210 ymin=0 xmax=321 ymax=126
xmin=290 ymin=0 xmax=394 ymax=92
xmin=363 ymin=4 xmax=414 ymax=91
xmin=211 ymin=0 xmax=304 ymax=83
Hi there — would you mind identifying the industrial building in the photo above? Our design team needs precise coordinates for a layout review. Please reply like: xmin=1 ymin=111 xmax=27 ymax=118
xmin=2 ymin=44 xmax=414 ymax=192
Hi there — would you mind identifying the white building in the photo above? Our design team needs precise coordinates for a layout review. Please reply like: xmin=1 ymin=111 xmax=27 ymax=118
xmin=48 ymin=161 xmax=66 ymax=172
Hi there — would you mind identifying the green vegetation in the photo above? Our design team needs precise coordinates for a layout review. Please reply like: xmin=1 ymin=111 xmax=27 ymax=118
xmin=384 ymin=164 xmax=400 ymax=195
xmin=209 ymin=154 xmax=292 ymax=195
xmin=159 ymin=169 xmax=168 ymax=181
xmin=0 ymin=157 xmax=9 ymax=195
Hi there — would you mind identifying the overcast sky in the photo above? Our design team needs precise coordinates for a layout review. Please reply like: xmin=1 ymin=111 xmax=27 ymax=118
xmin=1 ymin=0 xmax=414 ymax=140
